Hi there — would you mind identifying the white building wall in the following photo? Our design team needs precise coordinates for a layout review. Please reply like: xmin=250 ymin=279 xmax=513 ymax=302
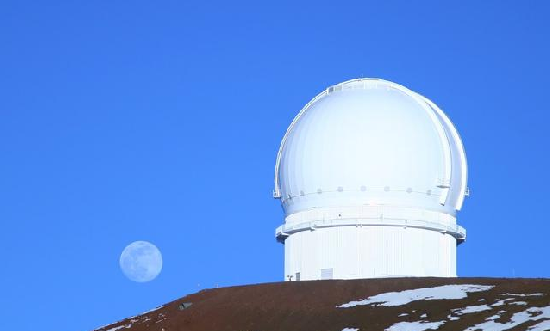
xmin=284 ymin=226 xmax=456 ymax=281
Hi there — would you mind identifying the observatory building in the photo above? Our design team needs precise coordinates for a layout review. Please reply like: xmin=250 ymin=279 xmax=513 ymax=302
xmin=274 ymin=78 xmax=468 ymax=281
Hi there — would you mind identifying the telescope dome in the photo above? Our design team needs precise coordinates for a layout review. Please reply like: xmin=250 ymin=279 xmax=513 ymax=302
xmin=274 ymin=78 xmax=467 ymax=217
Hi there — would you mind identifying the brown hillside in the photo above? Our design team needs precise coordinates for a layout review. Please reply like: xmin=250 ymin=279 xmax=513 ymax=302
xmin=95 ymin=277 xmax=550 ymax=331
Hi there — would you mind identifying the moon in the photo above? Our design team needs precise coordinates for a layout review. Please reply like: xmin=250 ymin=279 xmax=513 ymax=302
xmin=119 ymin=241 xmax=162 ymax=282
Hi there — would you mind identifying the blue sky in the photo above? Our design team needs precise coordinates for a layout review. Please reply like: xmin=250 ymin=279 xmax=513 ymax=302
xmin=1 ymin=1 xmax=549 ymax=330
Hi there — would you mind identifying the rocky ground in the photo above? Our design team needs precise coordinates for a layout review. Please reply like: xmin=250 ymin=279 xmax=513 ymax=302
xmin=95 ymin=277 xmax=550 ymax=331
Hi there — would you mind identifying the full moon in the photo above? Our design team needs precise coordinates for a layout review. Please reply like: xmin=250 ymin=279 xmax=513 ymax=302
xmin=119 ymin=241 xmax=162 ymax=282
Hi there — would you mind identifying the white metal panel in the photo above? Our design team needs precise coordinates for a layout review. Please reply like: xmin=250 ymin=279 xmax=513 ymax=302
xmin=284 ymin=226 xmax=457 ymax=281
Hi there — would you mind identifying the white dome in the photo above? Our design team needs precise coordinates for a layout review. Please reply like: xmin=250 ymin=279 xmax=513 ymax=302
xmin=274 ymin=78 xmax=467 ymax=217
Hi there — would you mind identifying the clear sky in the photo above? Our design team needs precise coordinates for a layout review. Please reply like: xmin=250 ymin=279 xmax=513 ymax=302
xmin=1 ymin=1 xmax=549 ymax=330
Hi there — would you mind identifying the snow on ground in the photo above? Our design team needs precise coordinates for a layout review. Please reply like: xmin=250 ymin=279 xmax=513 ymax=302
xmin=452 ymin=305 xmax=492 ymax=315
xmin=492 ymin=299 xmax=511 ymax=307
xmin=338 ymin=285 xmax=494 ymax=308
xmin=111 ymin=304 xmax=165 ymax=328
xmin=341 ymin=328 xmax=359 ymax=331
xmin=492 ymin=297 xmax=531 ymax=307
xmin=144 ymin=306 xmax=163 ymax=313
xmin=509 ymin=301 xmax=528 ymax=306
xmin=155 ymin=313 xmax=166 ymax=324
xmin=105 ymin=325 xmax=131 ymax=331
xmin=528 ymin=319 xmax=550 ymax=330
xmin=464 ymin=306 xmax=550 ymax=331
xmin=502 ymin=293 xmax=544 ymax=297
xmin=387 ymin=305 xmax=550 ymax=331
xmin=335 ymin=283 xmax=550 ymax=330
xmin=386 ymin=321 xmax=445 ymax=331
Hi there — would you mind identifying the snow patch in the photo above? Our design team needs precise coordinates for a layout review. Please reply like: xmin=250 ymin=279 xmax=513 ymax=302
xmin=452 ymin=305 xmax=492 ymax=315
xmin=121 ymin=305 xmax=164 ymax=322
xmin=509 ymin=301 xmax=528 ymax=306
xmin=447 ymin=304 xmax=491 ymax=322
xmin=386 ymin=321 xmax=445 ymax=331
xmin=145 ymin=306 xmax=163 ymax=313
xmin=398 ymin=313 xmax=408 ymax=317
xmin=105 ymin=325 xmax=131 ymax=331
xmin=338 ymin=285 xmax=494 ymax=308
xmin=502 ymin=293 xmax=544 ymax=297
xmin=464 ymin=306 xmax=550 ymax=331
xmin=528 ymin=319 xmax=550 ymax=330
xmin=342 ymin=328 xmax=359 ymax=331
xmin=493 ymin=297 xmax=530 ymax=307
xmin=492 ymin=299 xmax=509 ymax=307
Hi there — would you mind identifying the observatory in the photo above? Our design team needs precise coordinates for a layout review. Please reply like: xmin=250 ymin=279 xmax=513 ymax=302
xmin=274 ymin=78 xmax=468 ymax=281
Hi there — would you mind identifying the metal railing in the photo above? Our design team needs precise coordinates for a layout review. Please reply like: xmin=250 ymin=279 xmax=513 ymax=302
xmin=275 ymin=217 xmax=466 ymax=243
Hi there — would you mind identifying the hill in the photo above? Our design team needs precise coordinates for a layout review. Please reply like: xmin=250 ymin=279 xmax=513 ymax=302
xmin=95 ymin=277 xmax=550 ymax=331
